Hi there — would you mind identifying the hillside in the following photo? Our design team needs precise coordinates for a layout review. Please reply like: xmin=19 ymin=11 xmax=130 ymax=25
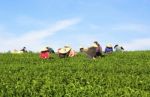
xmin=0 ymin=51 xmax=150 ymax=97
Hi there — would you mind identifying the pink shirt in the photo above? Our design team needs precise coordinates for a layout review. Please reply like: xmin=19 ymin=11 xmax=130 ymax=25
xmin=69 ymin=50 xmax=76 ymax=57
xmin=40 ymin=52 xmax=50 ymax=59
xmin=96 ymin=46 xmax=102 ymax=52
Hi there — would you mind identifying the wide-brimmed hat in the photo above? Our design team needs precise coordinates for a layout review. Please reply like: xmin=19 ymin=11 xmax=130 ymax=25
xmin=91 ymin=43 xmax=98 ymax=48
xmin=64 ymin=45 xmax=71 ymax=51
xmin=106 ymin=44 xmax=112 ymax=48
xmin=58 ymin=48 xmax=71 ymax=54
xmin=41 ymin=47 xmax=48 ymax=52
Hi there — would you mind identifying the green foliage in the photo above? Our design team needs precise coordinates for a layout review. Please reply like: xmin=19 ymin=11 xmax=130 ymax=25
xmin=0 ymin=51 xmax=150 ymax=97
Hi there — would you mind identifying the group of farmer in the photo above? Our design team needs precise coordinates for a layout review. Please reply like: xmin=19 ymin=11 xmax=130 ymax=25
xmin=11 ymin=41 xmax=124 ymax=59
xmin=39 ymin=45 xmax=76 ymax=59
xmin=39 ymin=41 xmax=124 ymax=59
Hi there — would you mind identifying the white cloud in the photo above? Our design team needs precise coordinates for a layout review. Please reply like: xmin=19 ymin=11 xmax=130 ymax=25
xmin=123 ymin=38 xmax=150 ymax=51
xmin=0 ymin=18 xmax=81 ymax=52
xmin=19 ymin=18 xmax=80 ymax=42
xmin=1 ymin=21 xmax=150 ymax=52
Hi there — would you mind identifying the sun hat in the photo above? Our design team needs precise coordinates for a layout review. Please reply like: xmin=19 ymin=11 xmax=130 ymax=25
xmin=106 ymin=44 xmax=112 ymax=48
xmin=64 ymin=45 xmax=71 ymax=52
xmin=91 ymin=43 xmax=98 ymax=48
xmin=58 ymin=48 xmax=70 ymax=54
xmin=41 ymin=47 xmax=48 ymax=52
xmin=83 ymin=48 xmax=88 ymax=52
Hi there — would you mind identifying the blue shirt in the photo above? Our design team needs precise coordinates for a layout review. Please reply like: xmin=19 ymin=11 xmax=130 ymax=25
xmin=105 ymin=47 xmax=113 ymax=53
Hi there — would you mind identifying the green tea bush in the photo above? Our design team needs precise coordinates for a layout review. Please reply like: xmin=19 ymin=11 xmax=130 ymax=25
xmin=0 ymin=51 xmax=150 ymax=97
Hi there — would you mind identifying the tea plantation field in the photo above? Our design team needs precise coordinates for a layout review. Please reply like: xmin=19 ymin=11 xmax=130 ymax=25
xmin=0 ymin=51 xmax=150 ymax=97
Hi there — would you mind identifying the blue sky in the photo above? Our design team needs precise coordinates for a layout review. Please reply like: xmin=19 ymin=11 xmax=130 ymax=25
xmin=0 ymin=0 xmax=150 ymax=52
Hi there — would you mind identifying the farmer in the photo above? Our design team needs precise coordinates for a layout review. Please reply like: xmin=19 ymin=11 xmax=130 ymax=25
xmin=64 ymin=45 xmax=76 ymax=57
xmin=46 ymin=47 xmax=55 ymax=53
xmin=104 ymin=44 xmax=113 ymax=54
xmin=80 ymin=43 xmax=98 ymax=59
xmin=114 ymin=44 xmax=124 ymax=52
xmin=58 ymin=45 xmax=76 ymax=58
xmin=93 ymin=41 xmax=103 ymax=57
xmin=39 ymin=47 xmax=50 ymax=59
xmin=20 ymin=47 xmax=27 ymax=53
xmin=79 ymin=46 xmax=84 ymax=52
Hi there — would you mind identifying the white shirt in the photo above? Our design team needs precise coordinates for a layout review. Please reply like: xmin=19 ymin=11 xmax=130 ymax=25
xmin=115 ymin=46 xmax=124 ymax=52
